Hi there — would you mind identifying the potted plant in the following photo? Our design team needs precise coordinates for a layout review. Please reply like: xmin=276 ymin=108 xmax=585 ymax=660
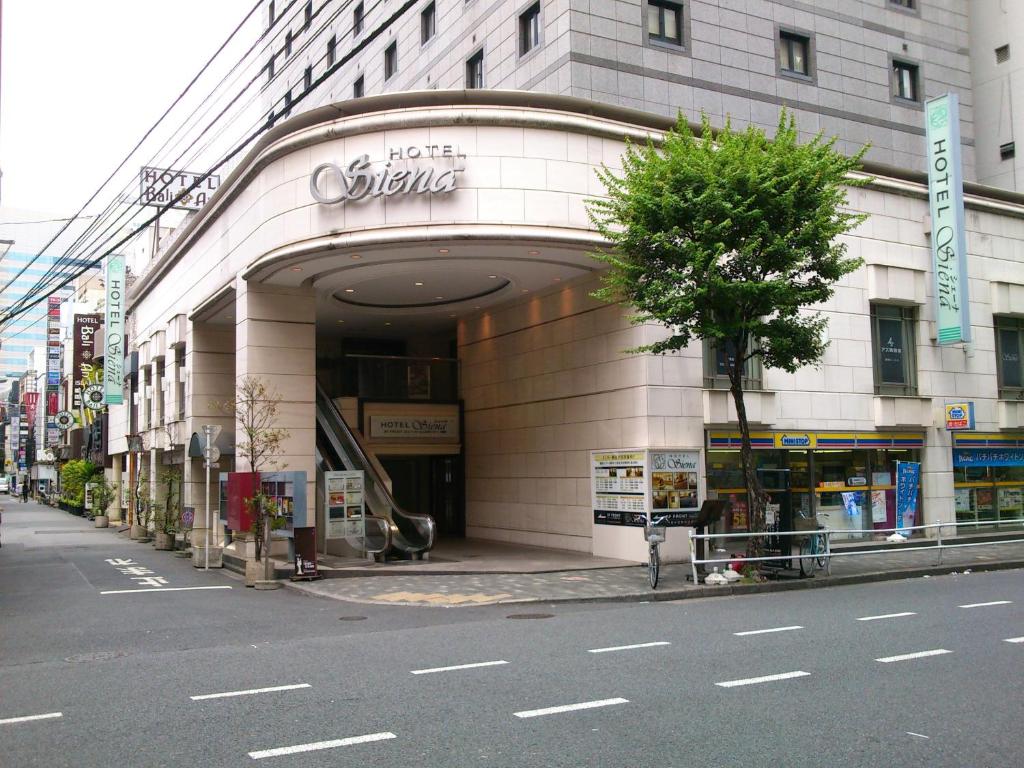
xmin=90 ymin=476 xmax=118 ymax=528
xmin=131 ymin=473 xmax=152 ymax=541
xmin=242 ymin=492 xmax=287 ymax=588
xmin=59 ymin=459 xmax=96 ymax=517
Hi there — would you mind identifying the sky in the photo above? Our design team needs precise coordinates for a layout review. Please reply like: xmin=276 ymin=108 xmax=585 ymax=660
xmin=1 ymin=0 xmax=254 ymax=216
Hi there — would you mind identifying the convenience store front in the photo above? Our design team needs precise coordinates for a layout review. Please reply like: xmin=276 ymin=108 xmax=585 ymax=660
xmin=952 ymin=433 xmax=1024 ymax=531
xmin=706 ymin=431 xmax=924 ymax=541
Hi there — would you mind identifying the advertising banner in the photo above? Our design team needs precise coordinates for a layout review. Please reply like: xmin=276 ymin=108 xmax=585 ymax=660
xmin=24 ymin=392 xmax=39 ymax=424
xmin=649 ymin=450 xmax=701 ymax=526
xmin=591 ymin=450 xmax=648 ymax=526
xmin=925 ymin=94 xmax=971 ymax=345
xmin=72 ymin=314 xmax=103 ymax=409
xmin=895 ymin=461 xmax=921 ymax=535
xmin=104 ymin=254 xmax=126 ymax=404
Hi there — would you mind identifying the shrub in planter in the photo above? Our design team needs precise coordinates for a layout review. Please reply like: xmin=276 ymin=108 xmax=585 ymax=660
xmin=60 ymin=459 xmax=96 ymax=511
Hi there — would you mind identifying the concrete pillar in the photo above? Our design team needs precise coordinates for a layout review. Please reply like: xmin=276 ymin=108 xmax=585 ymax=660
xmin=110 ymin=454 xmax=123 ymax=523
xmin=923 ymin=425 xmax=956 ymax=538
xmin=234 ymin=279 xmax=316 ymax=524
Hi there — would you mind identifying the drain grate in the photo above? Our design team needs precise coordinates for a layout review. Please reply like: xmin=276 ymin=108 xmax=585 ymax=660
xmin=65 ymin=650 xmax=130 ymax=663
xmin=338 ymin=616 xmax=368 ymax=621
xmin=506 ymin=613 xmax=554 ymax=620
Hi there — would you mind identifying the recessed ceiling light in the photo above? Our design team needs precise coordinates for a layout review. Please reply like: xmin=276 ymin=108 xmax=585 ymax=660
xmin=384 ymin=321 xmax=391 ymax=326
xmin=449 ymin=314 xmax=456 ymax=318
xmin=553 ymin=277 xmax=561 ymax=282
xmin=528 ymin=250 xmax=540 ymax=256
xmin=435 ymin=296 xmax=443 ymax=300
xmin=414 ymin=281 xmax=424 ymax=286
xmin=474 ymin=305 xmax=480 ymax=309
xmin=350 ymin=254 xmax=361 ymax=260
xmin=438 ymin=248 xmax=449 ymax=253
xmin=344 ymin=288 xmax=355 ymax=293
xmin=521 ymin=289 xmax=529 ymax=293
xmin=291 ymin=266 xmax=302 ymax=272
xmin=336 ymin=319 xmax=345 ymax=324
xmin=488 ymin=275 xmax=498 ymax=279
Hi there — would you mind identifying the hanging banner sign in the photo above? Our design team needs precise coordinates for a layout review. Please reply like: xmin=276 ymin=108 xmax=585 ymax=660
xmin=895 ymin=461 xmax=921 ymax=535
xmin=925 ymin=93 xmax=971 ymax=345
xmin=72 ymin=314 xmax=102 ymax=409
xmin=104 ymin=254 xmax=126 ymax=404
xmin=24 ymin=392 xmax=39 ymax=424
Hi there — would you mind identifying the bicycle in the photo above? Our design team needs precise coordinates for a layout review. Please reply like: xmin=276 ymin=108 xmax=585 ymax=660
xmin=799 ymin=525 xmax=828 ymax=576
xmin=645 ymin=515 xmax=668 ymax=589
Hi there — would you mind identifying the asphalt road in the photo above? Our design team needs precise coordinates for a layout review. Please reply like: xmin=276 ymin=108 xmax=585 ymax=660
xmin=2 ymin=501 xmax=1023 ymax=767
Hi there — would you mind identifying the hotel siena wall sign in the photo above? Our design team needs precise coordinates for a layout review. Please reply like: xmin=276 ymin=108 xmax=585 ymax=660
xmin=310 ymin=144 xmax=465 ymax=205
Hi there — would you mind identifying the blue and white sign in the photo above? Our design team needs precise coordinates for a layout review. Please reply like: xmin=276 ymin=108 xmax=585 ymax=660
xmin=895 ymin=461 xmax=920 ymax=535
xmin=953 ymin=449 xmax=1024 ymax=468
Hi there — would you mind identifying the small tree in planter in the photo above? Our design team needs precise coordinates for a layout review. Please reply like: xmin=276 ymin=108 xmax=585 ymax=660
xmin=153 ymin=469 xmax=182 ymax=550
xmin=90 ymin=476 xmax=119 ymax=528
xmin=60 ymin=459 xmax=97 ymax=516
xmin=132 ymin=471 xmax=154 ymax=541
xmin=220 ymin=376 xmax=289 ymax=587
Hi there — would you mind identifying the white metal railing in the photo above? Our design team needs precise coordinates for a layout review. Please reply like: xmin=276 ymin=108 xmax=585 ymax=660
xmin=687 ymin=519 xmax=1024 ymax=584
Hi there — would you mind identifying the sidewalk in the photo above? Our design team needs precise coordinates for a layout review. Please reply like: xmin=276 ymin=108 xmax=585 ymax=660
xmin=284 ymin=538 xmax=1024 ymax=607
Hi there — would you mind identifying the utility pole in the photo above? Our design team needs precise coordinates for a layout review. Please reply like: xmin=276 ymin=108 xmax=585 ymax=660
xmin=202 ymin=424 xmax=221 ymax=571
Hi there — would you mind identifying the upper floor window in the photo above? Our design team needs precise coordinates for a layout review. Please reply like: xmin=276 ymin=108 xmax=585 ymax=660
xmin=466 ymin=49 xmax=484 ymax=89
xmin=353 ymin=75 xmax=365 ymax=98
xmin=520 ymin=2 xmax=541 ymax=56
xmin=779 ymin=31 xmax=810 ymax=76
xmin=285 ymin=29 xmax=293 ymax=58
xmin=996 ymin=317 xmax=1024 ymax=399
xmin=304 ymin=0 xmax=313 ymax=29
xmin=421 ymin=2 xmax=436 ymax=44
xmin=304 ymin=65 xmax=313 ymax=92
xmin=893 ymin=60 xmax=920 ymax=102
xmin=889 ymin=0 xmax=914 ymax=8
xmin=327 ymin=35 xmax=337 ymax=66
xmin=703 ymin=337 xmax=761 ymax=390
xmin=265 ymin=56 xmax=275 ymax=84
xmin=353 ymin=2 xmax=365 ymax=36
xmin=871 ymin=304 xmax=917 ymax=396
xmin=384 ymin=41 xmax=398 ymax=80
xmin=268 ymin=0 xmax=276 ymax=27
xmin=648 ymin=1 xmax=683 ymax=46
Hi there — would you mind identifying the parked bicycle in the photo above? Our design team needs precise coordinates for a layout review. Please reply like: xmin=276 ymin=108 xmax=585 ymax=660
xmin=799 ymin=524 xmax=828 ymax=576
xmin=645 ymin=515 xmax=669 ymax=589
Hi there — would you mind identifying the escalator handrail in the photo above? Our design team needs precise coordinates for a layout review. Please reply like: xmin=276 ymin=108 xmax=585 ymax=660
xmin=315 ymin=383 xmax=436 ymax=552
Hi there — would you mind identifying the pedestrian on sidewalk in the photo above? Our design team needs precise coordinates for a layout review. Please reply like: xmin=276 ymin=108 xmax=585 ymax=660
xmin=21 ymin=480 xmax=29 ymax=503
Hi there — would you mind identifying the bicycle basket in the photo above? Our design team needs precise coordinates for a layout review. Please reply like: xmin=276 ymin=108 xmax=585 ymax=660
xmin=644 ymin=525 xmax=666 ymax=543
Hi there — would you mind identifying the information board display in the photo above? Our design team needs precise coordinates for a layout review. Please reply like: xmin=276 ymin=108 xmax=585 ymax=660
xmin=324 ymin=470 xmax=365 ymax=540
xmin=591 ymin=449 xmax=703 ymax=527
xmin=649 ymin=450 xmax=700 ymax=526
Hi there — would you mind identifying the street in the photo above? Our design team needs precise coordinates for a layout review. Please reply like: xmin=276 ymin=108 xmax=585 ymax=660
xmin=2 ymin=502 xmax=1023 ymax=767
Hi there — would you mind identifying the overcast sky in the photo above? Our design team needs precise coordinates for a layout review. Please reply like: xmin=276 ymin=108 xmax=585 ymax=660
xmin=1 ymin=0 xmax=253 ymax=215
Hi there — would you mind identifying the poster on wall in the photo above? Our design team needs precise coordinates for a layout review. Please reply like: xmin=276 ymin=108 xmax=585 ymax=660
xmin=954 ymin=487 xmax=972 ymax=514
xmin=870 ymin=489 xmax=888 ymax=523
xmin=649 ymin=450 xmax=700 ymax=526
xmin=841 ymin=491 xmax=865 ymax=528
xmin=325 ymin=470 xmax=365 ymax=540
xmin=998 ymin=487 xmax=1023 ymax=515
xmin=729 ymin=495 xmax=749 ymax=529
xmin=591 ymin=451 xmax=648 ymax=526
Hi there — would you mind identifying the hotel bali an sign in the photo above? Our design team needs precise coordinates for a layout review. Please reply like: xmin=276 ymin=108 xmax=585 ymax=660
xmin=925 ymin=93 xmax=971 ymax=345
xmin=310 ymin=144 xmax=465 ymax=205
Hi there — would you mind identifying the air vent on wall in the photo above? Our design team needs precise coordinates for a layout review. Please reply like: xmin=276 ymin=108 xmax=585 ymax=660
xmin=996 ymin=44 xmax=1010 ymax=64
xmin=1000 ymin=142 xmax=1016 ymax=161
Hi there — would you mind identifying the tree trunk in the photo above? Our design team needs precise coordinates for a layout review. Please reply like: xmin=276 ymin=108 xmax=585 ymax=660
xmin=263 ymin=511 xmax=273 ymax=582
xmin=728 ymin=359 xmax=766 ymax=561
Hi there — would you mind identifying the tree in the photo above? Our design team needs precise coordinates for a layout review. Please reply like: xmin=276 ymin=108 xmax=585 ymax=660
xmin=588 ymin=112 xmax=867 ymax=551
xmin=220 ymin=376 xmax=290 ymax=582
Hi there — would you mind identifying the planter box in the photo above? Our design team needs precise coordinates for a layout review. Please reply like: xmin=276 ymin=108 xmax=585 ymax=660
xmin=94 ymin=515 xmax=109 ymax=528
xmin=154 ymin=532 xmax=174 ymax=551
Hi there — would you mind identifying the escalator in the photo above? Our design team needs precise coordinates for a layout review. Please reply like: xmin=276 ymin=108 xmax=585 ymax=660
xmin=315 ymin=382 xmax=436 ymax=559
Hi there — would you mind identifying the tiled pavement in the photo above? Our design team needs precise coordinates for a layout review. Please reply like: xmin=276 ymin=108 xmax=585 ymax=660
xmin=285 ymin=540 xmax=1024 ymax=607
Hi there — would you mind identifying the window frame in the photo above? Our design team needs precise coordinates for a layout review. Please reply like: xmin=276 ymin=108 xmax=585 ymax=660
xmin=518 ymin=1 xmax=542 ymax=58
xmin=304 ymin=65 xmax=313 ymax=92
xmin=891 ymin=57 xmax=922 ymax=105
xmin=703 ymin=337 xmax=762 ymax=391
xmin=304 ymin=0 xmax=313 ymax=30
xmin=777 ymin=28 xmax=814 ymax=81
xmin=327 ymin=34 xmax=337 ymax=66
xmin=285 ymin=29 xmax=293 ymax=58
xmin=645 ymin=0 xmax=685 ymax=49
xmin=466 ymin=48 xmax=484 ymax=89
xmin=421 ymin=2 xmax=436 ymax=45
xmin=887 ymin=0 xmax=919 ymax=15
xmin=384 ymin=41 xmax=398 ymax=81
xmin=353 ymin=2 xmax=364 ymax=36
xmin=870 ymin=304 xmax=918 ymax=396
xmin=995 ymin=316 xmax=1024 ymax=400
xmin=353 ymin=74 xmax=365 ymax=98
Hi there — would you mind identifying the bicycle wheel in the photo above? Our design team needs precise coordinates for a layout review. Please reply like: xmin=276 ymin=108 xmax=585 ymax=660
xmin=648 ymin=544 xmax=660 ymax=589
xmin=814 ymin=533 xmax=827 ymax=569
xmin=799 ymin=537 xmax=815 ymax=576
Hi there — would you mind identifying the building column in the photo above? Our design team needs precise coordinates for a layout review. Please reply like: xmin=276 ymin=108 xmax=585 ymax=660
xmin=234 ymin=280 xmax=316 ymax=533
xmin=109 ymin=454 xmax=123 ymax=523
xmin=922 ymin=425 xmax=955 ymax=539
xmin=185 ymin=321 xmax=235 ymax=566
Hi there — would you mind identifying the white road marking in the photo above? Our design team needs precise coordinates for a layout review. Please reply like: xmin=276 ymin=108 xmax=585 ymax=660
xmin=715 ymin=671 xmax=810 ymax=688
xmin=856 ymin=612 xmax=917 ymax=622
xmin=248 ymin=732 xmax=396 ymax=759
xmin=191 ymin=683 xmax=311 ymax=701
xmin=100 ymin=585 xmax=233 ymax=595
xmin=906 ymin=732 xmax=930 ymax=739
xmin=1004 ymin=637 xmax=1024 ymax=644
xmin=876 ymin=649 xmax=952 ymax=663
xmin=0 ymin=712 xmax=63 ymax=725
xmin=410 ymin=660 xmax=509 ymax=675
xmin=514 ymin=698 xmax=629 ymax=719
xmin=587 ymin=641 xmax=671 ymax=653
xmin=733 ymin=626 xmax=803 ymax=636
xmin=958 ymin=600 xmax=1012 ymax=609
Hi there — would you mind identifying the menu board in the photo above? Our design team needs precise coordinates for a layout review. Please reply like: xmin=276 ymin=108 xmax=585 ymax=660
xmin=649 ymin=450 xmax=700 ymax=526
xmin=592 ymin=451 xmax=648 ymax=526
xmin=325 ymin=470 xmax=365 ymax=540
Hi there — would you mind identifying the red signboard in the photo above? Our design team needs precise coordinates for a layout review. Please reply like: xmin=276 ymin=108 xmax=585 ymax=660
xmin=226 ymin=472 xmax=259 ymax=532
xmin=24 ymin=392 xmax=39 ymax=424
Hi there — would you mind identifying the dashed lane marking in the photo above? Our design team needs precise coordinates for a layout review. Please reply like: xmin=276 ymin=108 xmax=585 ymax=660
xmin=514 ymin=698 xmax=629 ymax=719
xmin=857 ymin=612 xmax=916 ymax=622
xmin=248 ymin=732 xmax=396 ymax=760
xmin=411 ymin=660 xmax=509 ymax=675
xmin=1004 ymin=637 xmax=1024 ymax=644
xmin=191 ymin=684 xmax=311 ymax=700
xmin=100 ymin=585 xmax=233 ymax=595
xmin=0 ymin=712 xmax=63 ymax=725
xmin=876 ymin=649 xmax=952 ymax=663
xmin=587 ymin=642 xmax=671 ymax=653
xmin=958 ymin=600 xmax=1012 ymax=609
xmin=715 ymin=671 xmax=810 ymax=688
xmin=733 ymin=626 xmax=803 ymax=636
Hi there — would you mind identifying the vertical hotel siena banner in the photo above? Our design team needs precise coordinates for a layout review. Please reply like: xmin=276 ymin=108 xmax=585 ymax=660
xmin=104 ymin=254 xmax=126 ymax=404
xmin=925 ymin=93 xmax=971 ymax=345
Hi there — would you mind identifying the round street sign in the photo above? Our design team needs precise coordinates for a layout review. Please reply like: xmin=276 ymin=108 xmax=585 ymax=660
xmin=83 ymin=384 xmax=105 ymax=411
xmin=55 ymin=411 xmax=76 ymax=430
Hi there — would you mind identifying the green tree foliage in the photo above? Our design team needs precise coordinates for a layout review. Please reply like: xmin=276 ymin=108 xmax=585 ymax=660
xmin=588 ymin=112 xmax=867 ymax=543
xmin=60 ymin=459 xmax=97 ymax=508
